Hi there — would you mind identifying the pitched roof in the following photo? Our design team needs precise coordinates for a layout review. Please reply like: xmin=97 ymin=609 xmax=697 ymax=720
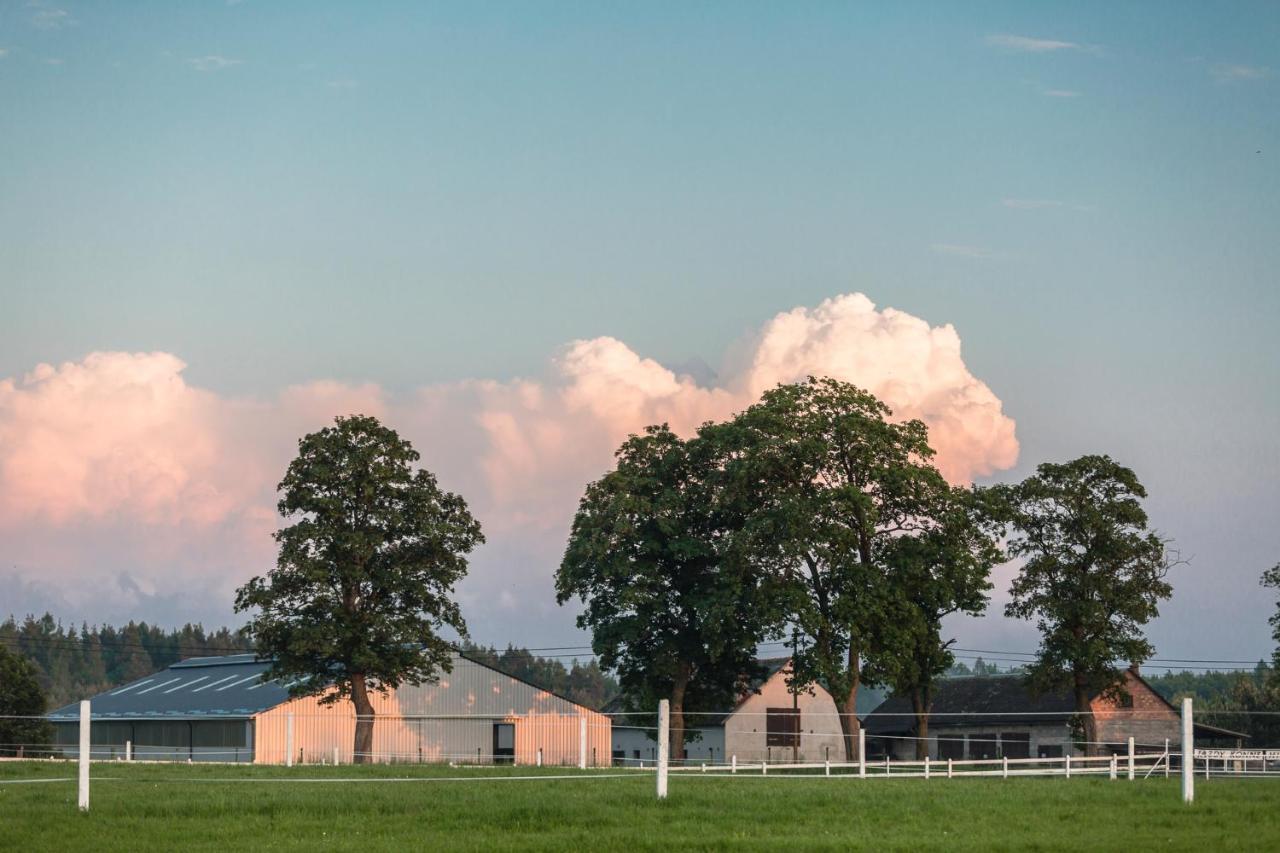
xmin=863 ymin=675 xmax=1075 ymax=734
xmin=48 ymin=654 xmax=289 ymax=721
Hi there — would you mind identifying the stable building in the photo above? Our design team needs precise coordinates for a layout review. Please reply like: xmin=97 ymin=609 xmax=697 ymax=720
xmin=862 ymin=667 xmax=1248 ymax=761
xmin=609 ymin=658 xmax=883 ymax=765
xmin=49 ymin=652 xmax=610 ymax=765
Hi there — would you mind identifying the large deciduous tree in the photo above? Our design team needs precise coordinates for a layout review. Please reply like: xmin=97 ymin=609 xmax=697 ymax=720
xmin=0 ymin=646 xmax=54 ymax=757
xmin=999 ymin=455 xmax=1173 ymax=756
xmin=716 ymin=377 xmax=949 ymax=760
xmin=1264 ymin=563 xmax=1280 ymax=672
xmin=235 ymin=415 xmax=483 ymax=764
xmin=876 ymin=486 xmax=1002 ymax=759
xmin=556 ymin=425 xmax=773 ymax=760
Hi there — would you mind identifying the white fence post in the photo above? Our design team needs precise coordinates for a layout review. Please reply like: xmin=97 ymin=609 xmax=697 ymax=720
xmin=125 ymin=739 xmax=132 ymax=763
xmin=78 ymin=700 xmax=90 ymax=812
xmin=1128 ymin=737 xmax=1135 ymax=781
xmin=1164 ymin=739 xmax=1170 ymax=779
xmin=924 ymin=756 xmax=930 ymax=780
xmin=537 ymin=748 xmax=543 ymax=767
xmin=578 ymin=716 xmax=588 ymax=770
xmin=333 ymin=746 xmax=339 ymax=767
xmin=1110 ymin=755 xmax=1117 ymax=780
xmin=1002 ymin=756 xmax=1008 ymax=779
xmin=1065 ymin=754 xmax=1071 ymax=779
xmin=825 ymin=758 xmax=830 ymax=777
xmin=947 ymin=758 xmax=953 ymax=779
xmin=285 ymin=714 xmax=294 ymax=768
xmin=657 ymin=699 xmax=669 ymax=800
xmin=731 ymin=754 xmax=736 ymax=774
xmin=1181 ymin=697 xmax=1194 ymax=804
xmin=858 ymin=729 xmax=866 ymax=779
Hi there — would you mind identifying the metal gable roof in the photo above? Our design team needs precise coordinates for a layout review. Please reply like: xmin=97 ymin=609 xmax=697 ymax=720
xmin=48 ymin=655 xmax=292 ymax=721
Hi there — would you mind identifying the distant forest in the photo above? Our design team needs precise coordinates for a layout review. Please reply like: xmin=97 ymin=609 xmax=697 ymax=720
xmin=0 ymin=614 xmax=254 ymax=708
xmin=0 ymin=614 xmax=621 ymax=710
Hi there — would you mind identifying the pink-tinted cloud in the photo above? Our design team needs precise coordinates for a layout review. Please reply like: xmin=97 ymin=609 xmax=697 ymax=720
xmin=0 ymin=294 xmax=1018 ymax=625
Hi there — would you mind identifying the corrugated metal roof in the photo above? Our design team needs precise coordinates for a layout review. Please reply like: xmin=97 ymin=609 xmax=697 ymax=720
xmin=48 ymin=655 xmax=290 ymax=721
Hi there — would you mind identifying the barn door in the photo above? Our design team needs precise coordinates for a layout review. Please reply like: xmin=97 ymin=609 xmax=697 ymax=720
xmin=493 ymin=723 xmax=515 ymax=764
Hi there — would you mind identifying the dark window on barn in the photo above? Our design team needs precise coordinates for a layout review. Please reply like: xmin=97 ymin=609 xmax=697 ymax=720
xmin=766 ymin=708 xmax=800 ymax=747
xmin=1118 ymin=693 xmax=1134 ymax=708
xmin=969 ymin=733 xmax=999 ymax=760
xmin=633 ymin=750 xmax=640 ymax=759
xmin=1038 ymin=744 xmax=1063 ymax=759
xmin=937 ymin=736 xmax=965 ymax=760
xmin=1000 ymin=733 xmax=1031 ymax=759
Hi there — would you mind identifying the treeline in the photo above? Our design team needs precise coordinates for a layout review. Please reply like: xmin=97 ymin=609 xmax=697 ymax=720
xmin=459 ymin=642 xmax=620 ymax=709
xmin=0 ymin=613 xmax=253 ymax=709
xmin=945 ymin=658 xmax=1020 ymax=677
xmin=1146 ymin=665 xmax=1280 ymax=743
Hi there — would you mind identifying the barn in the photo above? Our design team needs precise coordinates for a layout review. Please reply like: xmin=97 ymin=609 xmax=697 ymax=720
xmin=609 ymin=658 xmax=882 ymax=765
xmin=48 ymin=652 xmax=611 ymax=766
xmin=862 ymin=666 xmax=1248 ymax=761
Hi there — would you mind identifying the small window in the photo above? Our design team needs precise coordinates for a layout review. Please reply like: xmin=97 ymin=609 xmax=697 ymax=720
xmin=1038 ymin=745 xmax=1063 ymax=759
xmin=766 ymin=708 xmax=800 ymax=747
xmin=1000 ymin=733 xmax=1030 ymax=759
xmin=1118 ymin=693 xmax=1134 ymax=709
xmin=938 ymin=736 xmax=965 ymax=760
xmin=969 ymin=733 xmax=999 ymax=760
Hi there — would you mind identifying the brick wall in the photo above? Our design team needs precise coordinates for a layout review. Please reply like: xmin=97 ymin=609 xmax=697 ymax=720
xmin=1090 ymin=670 xmax=1179 ymax=752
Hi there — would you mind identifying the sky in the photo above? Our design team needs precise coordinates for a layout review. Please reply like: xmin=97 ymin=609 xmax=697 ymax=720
xmin=1 ymin=1 xmax=1278 ymax=670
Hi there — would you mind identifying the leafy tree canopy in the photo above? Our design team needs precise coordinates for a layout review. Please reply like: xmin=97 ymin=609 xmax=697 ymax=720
xmin=0 ymin=645 xmax=54 ymax=756
xmin=998 ymin=454 xmax=1174 ymax=753
xmin=712 ymin=377 xmax=954 ymax=757
xmin=556 ymin=424 xmax=774 ymax=756
xmin=236 ymin=415 xmax=482 ymax=761
xmin=1263 ymin=563 xmax=1280 ymax=671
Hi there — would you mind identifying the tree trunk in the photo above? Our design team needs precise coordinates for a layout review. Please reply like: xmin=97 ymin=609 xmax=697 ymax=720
xmin=1073 ymin=671 xmax=1097 ymax=758
xmin=836 ymin=646 xmax=861 ymax=762
xmin=911 ymin=687 xmax=930 ymax=760
xmin=669 ymin=661 xmax=692 ymax=764
xmin=351 ymin=673 xmax=376 ymax=765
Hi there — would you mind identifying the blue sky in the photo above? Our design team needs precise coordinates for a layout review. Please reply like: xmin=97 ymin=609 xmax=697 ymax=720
xmin=1 ymin=2 xmax=1278 ymax=666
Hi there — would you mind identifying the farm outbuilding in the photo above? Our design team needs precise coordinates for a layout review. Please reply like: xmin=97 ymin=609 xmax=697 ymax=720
xmin=49 ymin=652 xmax=610 ymax=766
xmin=609 ymin=658 xmax=884 ymax=765
xmin=863 ymin=666 xmax=1248 ymax=761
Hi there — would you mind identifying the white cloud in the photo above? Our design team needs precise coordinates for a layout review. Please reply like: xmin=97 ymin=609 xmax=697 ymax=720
xmin=0 ymin=295 xmax=1018 ymax=628
xmin=1210 ymin=64 xmax=1270 ymax=82
xmin=43 ymin=57 xmax=63 ymax=66
xmin=1002 ymin=198 xmax=1064 ymax=210
xmin=931 ymin=243 xmax=1000 ymax=260
xmin=30 ymin=5 xmax=76 ymax=30
xmin=985 ymin=34 xmax=1094 ymax=54
xmin=0 ymin=49 xmax=9 ymax=59
xmin=187 ymin=55 xmax=243 ymax=72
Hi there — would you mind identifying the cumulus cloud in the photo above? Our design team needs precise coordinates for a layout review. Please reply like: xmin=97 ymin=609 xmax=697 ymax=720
xmin=0 ymin=294 xmax=1018 ymax=629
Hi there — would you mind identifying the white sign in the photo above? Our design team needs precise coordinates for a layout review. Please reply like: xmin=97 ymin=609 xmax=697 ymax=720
xmin=1193 ymin=749 xmax=1280 ymax=761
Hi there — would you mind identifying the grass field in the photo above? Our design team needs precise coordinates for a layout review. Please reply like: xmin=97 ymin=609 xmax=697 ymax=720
xmin=2 ymin=760 xmax=1277 ymax=852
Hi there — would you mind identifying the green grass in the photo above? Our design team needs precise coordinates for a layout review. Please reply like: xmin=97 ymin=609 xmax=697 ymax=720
xmin=2 ymin=760 xmax=1277 ymax=852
